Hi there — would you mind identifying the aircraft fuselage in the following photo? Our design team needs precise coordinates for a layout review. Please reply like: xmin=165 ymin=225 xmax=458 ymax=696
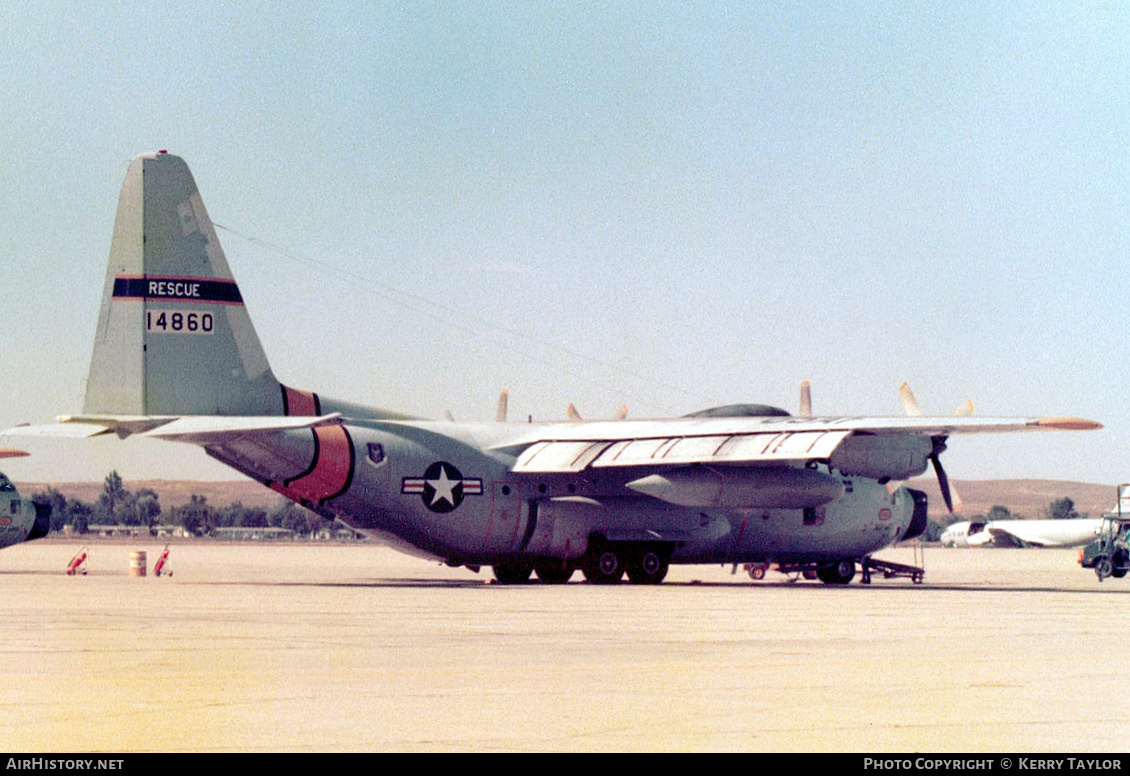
xmin=207 ymin=418 xmax=921 ymax=569
xmin=0 ymin=473 xmax=49 ymax=550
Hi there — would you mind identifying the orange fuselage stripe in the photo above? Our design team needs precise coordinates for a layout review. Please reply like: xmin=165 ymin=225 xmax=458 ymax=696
xmin=276 ymin=425 xmax=354 ymax=506
xmin=283 ymin=385 xmax=320 ymax=416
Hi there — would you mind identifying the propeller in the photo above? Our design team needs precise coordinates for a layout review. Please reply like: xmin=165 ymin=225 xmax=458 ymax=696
xmin=898 ymin=382 xmax=969 ymax=513
xmin=447 ymin=387 xmax=510 ymax=422
xmin=496 ymin=389 xmax=509 ymax=423
xmin=901 ymin=381 xmax=973 ymax=419
xmin=898 ymin=382 xmax=922 ymax=416
xmin=565 ymin=402 xmax=628 ymax=421
xmin=799 ymin=381 xmax=812 ymax=418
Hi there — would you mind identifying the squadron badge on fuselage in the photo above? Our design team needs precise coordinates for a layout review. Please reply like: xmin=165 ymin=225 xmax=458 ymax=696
xmin=402 ymin=461 xmax=483 ymax=513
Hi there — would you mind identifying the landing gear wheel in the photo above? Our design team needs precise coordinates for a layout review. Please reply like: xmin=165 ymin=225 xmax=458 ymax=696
xmin=584 ymin=547 xmax=625 ymax=584
xmin=534 ymin=563 xmax=575 ymax=584
xmin=816 ymin=559 xmax=856 ymax=585
xmin=492 ymin=562 xmax=532 ymax=584
xmin=626 ymin=550 xmax=669 ymax=585
xmin=746 ymin=563 xmax=768 ymax=581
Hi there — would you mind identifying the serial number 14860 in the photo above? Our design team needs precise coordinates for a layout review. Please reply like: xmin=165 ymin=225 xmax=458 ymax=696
xmin=146 ymin=310 xmax=215 ymax=334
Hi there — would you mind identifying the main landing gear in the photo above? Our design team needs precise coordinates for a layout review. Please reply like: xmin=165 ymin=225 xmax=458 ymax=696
xmin=489 ymin=542 xmax=671 ymax=585
xmin=583 ymin=542 xmax=670 ymax=585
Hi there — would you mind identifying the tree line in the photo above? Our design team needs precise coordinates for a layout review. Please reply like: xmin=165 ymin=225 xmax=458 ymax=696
xmin=31 ymin=470 xmax=329 ymax=536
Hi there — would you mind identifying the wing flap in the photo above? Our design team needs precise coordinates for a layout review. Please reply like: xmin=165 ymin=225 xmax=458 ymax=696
xmin=503 ymin=414 xmax=1099 ymax=474
xmin=513 ymin=430 xmax=851 ymax=473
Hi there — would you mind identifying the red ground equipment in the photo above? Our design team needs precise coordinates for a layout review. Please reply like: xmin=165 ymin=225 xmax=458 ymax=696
xmin=66 ymin=548 xmax=88 ymax=576
xmin=153 ymin=546 xmax=172 ymax=577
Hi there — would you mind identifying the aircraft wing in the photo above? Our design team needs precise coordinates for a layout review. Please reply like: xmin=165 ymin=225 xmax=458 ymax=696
xmin=6 ymin=410 xmax=1098 ymax=485
xmin=501 ymin=415 xmax=1099 ymax=475
xmin=985 ymin=519 xmax=1104 ymax=548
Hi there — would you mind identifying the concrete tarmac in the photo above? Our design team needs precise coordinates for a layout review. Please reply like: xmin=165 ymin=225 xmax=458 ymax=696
xmin=1 ymin=541 xmax=1128 ymax=752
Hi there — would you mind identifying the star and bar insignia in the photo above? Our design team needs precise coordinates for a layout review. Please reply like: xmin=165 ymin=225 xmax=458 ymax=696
xmin=402 ymin=461 xmax=483 ymax=513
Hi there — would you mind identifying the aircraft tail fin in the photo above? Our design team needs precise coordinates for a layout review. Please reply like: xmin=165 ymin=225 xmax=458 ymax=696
xmin=84 ymin=151 xmax=291 ymax=418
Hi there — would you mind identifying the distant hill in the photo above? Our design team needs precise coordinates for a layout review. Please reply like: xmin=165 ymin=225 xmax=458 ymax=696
xmin=906 ymin=478 xmax=1115 ymax=520
xmin=12 ymin=477 xmax=1120 ymax=521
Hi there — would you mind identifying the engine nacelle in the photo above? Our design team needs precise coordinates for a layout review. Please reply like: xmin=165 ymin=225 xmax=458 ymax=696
xmin=828 ymin=434 xmax=932 ymax=480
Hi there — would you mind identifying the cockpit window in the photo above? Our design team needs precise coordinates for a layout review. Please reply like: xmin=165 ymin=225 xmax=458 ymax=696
xmin=0 ymin=475 xmax=13 ymax=493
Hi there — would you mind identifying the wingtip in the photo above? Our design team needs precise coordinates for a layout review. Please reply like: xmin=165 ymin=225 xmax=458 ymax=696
xmin=1035 ymin=417 xmax=1103 ymax=431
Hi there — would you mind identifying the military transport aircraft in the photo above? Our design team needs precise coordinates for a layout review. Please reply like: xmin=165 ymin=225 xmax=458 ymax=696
xmin=9 ymin=152 xmax=1102 ymax=584
xmin=0 ymin=450 xmax=50 ymax=550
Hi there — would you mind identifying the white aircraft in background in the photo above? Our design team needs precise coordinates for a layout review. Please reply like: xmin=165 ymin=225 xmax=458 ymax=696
xmin=0 ymin=449 xmax=50 ymax=550
xmin=4 ymin=151 xmax=1102 ymax=585
xmin=940 ymin=517 xmax=1103 ymax=548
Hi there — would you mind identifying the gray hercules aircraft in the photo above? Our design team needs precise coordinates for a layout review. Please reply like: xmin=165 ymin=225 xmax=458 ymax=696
xmin=37 ymin=152 xmax=1103 ymax=584
xmin=0 ymin=450 xmax=50 ymax=550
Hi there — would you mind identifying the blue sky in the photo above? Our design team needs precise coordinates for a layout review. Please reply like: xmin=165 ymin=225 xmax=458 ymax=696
xmin=1 ymin=2 xmax=1127 ymax=486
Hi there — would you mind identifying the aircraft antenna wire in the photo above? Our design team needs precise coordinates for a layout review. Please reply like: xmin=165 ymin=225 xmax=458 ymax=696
xmin=214 ymin=223 xmax=722 ymax=415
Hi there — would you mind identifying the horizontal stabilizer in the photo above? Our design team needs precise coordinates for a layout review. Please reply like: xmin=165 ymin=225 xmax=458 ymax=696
xmin=31 ymin=413 xmax=341 ymax=442
xmin=3 ymin=421 xmax=123 ymax=439
xmin=142 ymin=413 xmax=342 ymax=443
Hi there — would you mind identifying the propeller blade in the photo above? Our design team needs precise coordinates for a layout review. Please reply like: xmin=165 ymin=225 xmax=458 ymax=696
xmin=799 ymin=380 xmax=812 ymax=417
xmin=929 ymin=435 xmax=956 ymax=513
xmin=496 ymin=389 xmax=509 ymax=423
xmin=899 ymin=382 xmax=922 ymax=416
xmin=443 ymin=410 xmax=455 ymax=422
xmin=0 ymin=449 xmax=29 ymax=459
xmin=566 ymin=403 xmax=583 ymax=422
xmin=896 ymin=387 xmax=967 ymax=509
xmin=613 ymin=404 xmax=628 ymax=421
xmin=930 ymin=454 xmax=954 ymax=513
